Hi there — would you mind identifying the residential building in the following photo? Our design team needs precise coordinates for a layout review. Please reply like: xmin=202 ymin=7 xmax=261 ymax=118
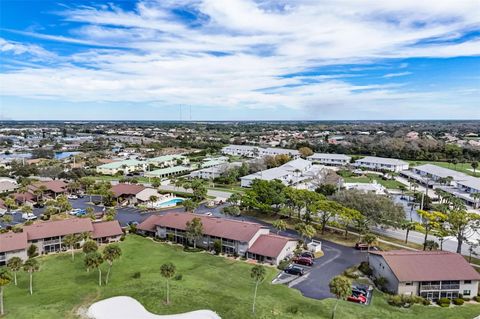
xmin=0 ymin=177 xmax=18 ymax=193
xmin=190 ymin=162 xmax=242 ymax=180
xmin=0 ymin=232 xmax=28 ymax=266
xmin=138 ymin=212 xmax=297 ymax=265
xmin=370 ymin=250 xmax=480 ymax=300
xmin=240 ymin=158 xmax=318 ymax=187
xmin=111 ymin=183 xmax=146 ymax=205
xmin=146 ymin=155 xmax=189 ymax=167
xmin=29 ymin=180 xmax=68 ymax=198
xmin=91 ymin=221 xmax=124 ymax=244
xmin=144 ymin=165 xmax=190 ymax=178
xmin=400 ymin=164 xmax=480 ymax=208
xmin=307 ymin=153 xmax=351 ymax=166
xmin=221 ymin=145 xmax=259 ymax=157
xmin=354 ymin=156 xmax=409 ymax=172
xmin=96 ymin=159 xmax=147 ymax=175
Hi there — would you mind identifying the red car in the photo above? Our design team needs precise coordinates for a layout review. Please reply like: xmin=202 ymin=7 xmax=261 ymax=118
xmin=347 ymin=294 xmax=367 ymax=304
xmin=293 ymin=256 xmax=313 ymax=266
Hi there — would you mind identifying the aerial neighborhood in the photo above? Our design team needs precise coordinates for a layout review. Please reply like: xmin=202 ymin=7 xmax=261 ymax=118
xmin=0 ymin=121 xmax=479 ymax=319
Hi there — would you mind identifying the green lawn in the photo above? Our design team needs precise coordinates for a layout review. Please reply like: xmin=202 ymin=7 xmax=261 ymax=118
xmin=3 ymin=236 xmax=480 ymax=319
xmin=408 ymin=161 xmax=480 ymax=177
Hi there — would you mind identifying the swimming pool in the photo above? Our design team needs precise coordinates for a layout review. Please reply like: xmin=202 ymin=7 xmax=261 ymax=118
xmin=157 ymin=198 xmax=184 ymax=208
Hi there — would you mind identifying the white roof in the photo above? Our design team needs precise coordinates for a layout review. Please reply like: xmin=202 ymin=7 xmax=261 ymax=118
xmin=356 ymin=156 xmax=408 ymax=166
xmin=413 ymin=164 xmax=468 ymax=180
xmin=241 ymin=167 xmax=290 ymax=181
xmin=457 ymin=177 xmax=480 ymax=190
xmin=135 ymin=188 xmax=163 ymax=202
xmin=280 ymin=158 xmax=311 ymax=171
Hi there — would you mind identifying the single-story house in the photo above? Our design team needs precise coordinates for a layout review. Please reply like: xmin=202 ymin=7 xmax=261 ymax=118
xmin=111 ymin=183 xmax=146 ymax=205
xmin=354 ymin=156 xmax=409 ymax=172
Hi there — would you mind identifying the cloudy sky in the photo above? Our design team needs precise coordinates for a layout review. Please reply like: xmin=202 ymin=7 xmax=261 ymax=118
xmin=0 ymin=0 xmax=479 ymax=120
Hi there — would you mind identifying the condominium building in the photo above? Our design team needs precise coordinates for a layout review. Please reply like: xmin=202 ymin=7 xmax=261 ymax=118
xmin=96 ymin=159 xmax=147 ymax=175
xmin=307 ymin=153 xmax=351 ymax=166
xmin=221 ymin=145 xmax=300 ymax=159
xmin=138 ymin=212 xmax=297 ymax=265
xmin=354 ymin=156 xmax=409 ymax=172
xmin=370 ymin=250 xmax=480 ymax=300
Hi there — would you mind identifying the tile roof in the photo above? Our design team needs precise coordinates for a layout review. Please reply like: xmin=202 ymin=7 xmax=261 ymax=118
xmin=137 ymin=215 xmax=163 ymax=232
xmin=148 ymin=212 xmax=265 ymax=242
xmin=370 ymin=250 xmax=480 ymax=282
xmin=247 ymin=234 xmax=296 ymax=258
xmin=92 ymin=221 xmax=123 ymax=239
xmin=23 ymin=218 xmax=93 ymax=240
xmin=111 ymin=184 xmax=146 ymax=197
xmin=0 ymin=231 xmax=28 ymax=253
xmin=31 ymin=180 xmax=68 ymax=193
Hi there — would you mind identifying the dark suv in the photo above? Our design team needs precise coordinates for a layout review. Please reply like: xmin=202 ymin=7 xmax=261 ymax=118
xmin=284 ymin=265 xmax=304 ymax=276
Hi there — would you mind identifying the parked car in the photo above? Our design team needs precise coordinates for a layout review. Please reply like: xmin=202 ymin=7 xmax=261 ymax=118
xmin=127 ymin=221 xmax=139 ymax=227
xmin=293 ymin=256 xmax=314 ymax=266
xmin=75 ymin=210 xmax=87 ymax=217
xmin=284 ymin=265 xmax=304 ymax=276
xmin=347 ymin=294 xmax=367 ymax=304
xmin=355 ymin=242 xmax=368 ymax=250
xmin=67 ymin=194 xmax=78 ymax=200
xmin=300 ymin=251 xmax=315 ymax=259
xmin=352 ymin=286 xmax=368 ymax=295
xmin=205 ymin=212 xmax=213 ymax=216
xmin=352 ymin=288 xmax=366 ymax=296
xmin=22 ymin=213 xmax=37 ymax=220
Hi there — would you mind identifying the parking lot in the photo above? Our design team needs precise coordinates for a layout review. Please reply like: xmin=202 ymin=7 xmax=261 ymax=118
xmin=0 ymin=196 xmax=227 ymax=229
xmin=277 ymin=240 xmax=366 ymax=300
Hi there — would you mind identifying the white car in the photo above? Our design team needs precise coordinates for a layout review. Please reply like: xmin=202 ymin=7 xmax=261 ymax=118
xmin=67 ymin=194 xmax=78 ymax=199
xmin=69 ymin=208 xmax=82 ymax=216
xmin=205 ymin=212 xmax=213 ymax=216
xmin=22 ymin=213 xmax=37 ymax=220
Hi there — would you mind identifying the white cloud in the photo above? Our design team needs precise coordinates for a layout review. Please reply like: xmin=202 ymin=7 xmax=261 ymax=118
xmin=1 ymin=0 xmax=479 ymax=116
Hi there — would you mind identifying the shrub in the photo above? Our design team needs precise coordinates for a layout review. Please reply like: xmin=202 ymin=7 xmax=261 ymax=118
xmin=437 ymin=297 xmax=450 ymax=307
xmin=343 ymin=267 xmax=359 ymax=279
xmin=473 ymin=296 xmax=480 ymax=302
xmin=453 ymin=298 xmax=464 ymax=306
xmin=358 ymin=262 xmax=372 ymax=276
xmin=422 ymin=298 xmax=431 ymax=305
xmin=27 ymin=244 xmax=38 ymax=258
xmin=374 ymin=277 xmax=389 ymax=292
xmin=213 ymin=240 xmax=222 ymax=255
xmin=387 ymin=294 xmax=426 ymax=308
xmin=174 ymin=274 xmax=183 ymax=281
xmin=278 ymin=259 xmax=290 ymax=270
xmin=286 ymin=305 xmax=299 ymax=314
xmin=462 ymin=297 xmax=470 ymax=302
xmin=120 ymin=235 xmax=126 ymax=241
xmin=184 ymin=247 xmax=202 ymax=253
xmin=132 ymin=272 xmax=141 ymax=279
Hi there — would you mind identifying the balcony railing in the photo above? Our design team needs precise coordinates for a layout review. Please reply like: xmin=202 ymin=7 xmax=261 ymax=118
xmin=43 ymin=239 xmax=61 ymax=246
xmin=420 ymin=284 xmax=460 ymax=291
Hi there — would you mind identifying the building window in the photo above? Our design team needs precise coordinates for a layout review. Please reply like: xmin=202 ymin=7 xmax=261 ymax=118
xmin=463 ymin=290 xmax=471 ymax=296
xmin=464 ymin=280 xmax=472 ymax=284
xmin=405 ymin=282 xmax=413 ymax=286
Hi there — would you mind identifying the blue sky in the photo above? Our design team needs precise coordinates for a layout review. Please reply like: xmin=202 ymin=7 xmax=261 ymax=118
xmin=0 ymin=0 xmax=479 ymax=120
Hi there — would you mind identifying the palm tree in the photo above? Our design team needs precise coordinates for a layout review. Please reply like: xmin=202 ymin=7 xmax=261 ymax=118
xmin=0 ymin=268 xmax=12 ymax=316
xmin=149 ymin=195 xmax=159 ymax=208
xmin=85 ymin=252 xmax=104 ymax=286
xmin=23 ymin=258 xmax=39 ymax=295
xmin=63 ymin=234 xmax=79 ymax=261
xmin=401 ymin=220 xmax=417 ymax=244
xmin=6 ymin=257 xmax=23 ymax=286
xmin=272 ymin=220 xmax=287 ymax=234
xmin=82 ymin=240 xmax=98 ymax=255
xmin=182 ymin=199 xmax=197 ymax=212
xmin=329 ymin=275 xmax=352 ymax=319
xmin=363 ymin=233 xmax=377 ymax=263
xmin=250 ymin=265 xmax=266 ymax=314
xmin=294 ymin=222 xmax=316 ymax=243
xmin=160 ymin=262 xmax=176 ymax=304
xmin=472 ymin=193 xmax=480 ymax=209
xmin=472 ymin=162 xmax=479 ymax=176
xmin=103 ymin=244 xmax=122 ymax=285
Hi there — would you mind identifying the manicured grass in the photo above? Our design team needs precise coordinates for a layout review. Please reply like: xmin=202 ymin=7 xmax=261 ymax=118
xmin=408 ymin=161 xmax=480 ymax=177
xmin=3 ymin=235 xmax=480 ymax=319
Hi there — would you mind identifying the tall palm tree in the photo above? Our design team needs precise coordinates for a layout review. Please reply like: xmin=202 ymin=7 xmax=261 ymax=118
xmin=0 ymin=268 xmax=12 ymax=316
xmin=251 ymin=265 xmax=266 ymax=314
xmin=85 ymin=252 xmax=104 ymax=286
xmin=472 ymin=162 xmax=479 ymax=176
xmin=149 ymin=195 xmax=159 ymax=208
xmin=472 ymin=193 xmax=480 ymax=209
xmin=363 ymin=233 xmax=377 ymax=263
xmin=160 ymin=262 xmax=176 ymax=304
xmin=329 ymin=275 xmax=352 ymax=319
xmin=23 ymin=258 xmax=39 ymax=295
xmin=6 ymin=257 xmax=23 ymax=286
xmin=63 ymin=234 xmax=79 ymax=261
xmin=103 ymin=244 xmax=122 ymax=285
